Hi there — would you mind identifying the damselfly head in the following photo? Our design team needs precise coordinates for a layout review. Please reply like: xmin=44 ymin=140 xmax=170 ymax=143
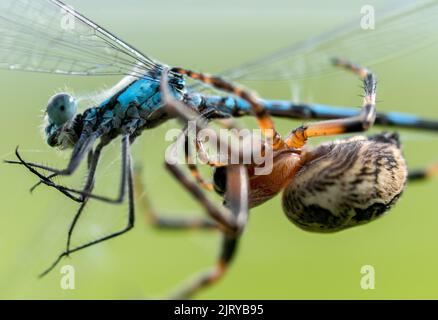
xmin=44 ymin=93 xmax=79 ymax=149
xmin=46 ymin=93 xmax=77 ymax=126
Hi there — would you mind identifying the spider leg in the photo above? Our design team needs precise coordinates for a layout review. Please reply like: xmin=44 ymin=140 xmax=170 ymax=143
xmin=171 ymin=67 xmax=285 ymax=150
xmin=243 ymin=56 xmax=438 ymax=132
xmin=186 ymin=138 xmax=231 ymax=192
xmin=165 ymin=131 xmax=247 ymax=234
xmin=134 ymin=127 xmax=241 ymax=230
xmin=185 ymin=106 xmax=247 ymax=190
xmin=161 ymin=69 xmax=252 ymax=298
xmin=39 ymin=137 xmax=135 ymax=277
xmin=259 ymin=100 xmax=438 ymax=132
xmin=285 ymin=60 xmax=377 ymax=148
xmin=170 ymin=165 xmax=247 ymax=299
xmin=161 ymin=71 xmax=249 ymax=234
xmin=195 ymin=139 xmax=227 ymax=168
xmin=186 ymin=162 xmax=213 ymax=191
xmin=141 ymin=132 xmax=247 ymax=299
xmin=184 ymin=133 xmax=214 ymax=191
xmin=408 ymin=161 xmax=438 ymax=181
xmin=171 ymin=235 xmax=239 ymax=299
xmin=134 ymin=165 xmax=217 ymax=230
xmin=186 ymin=114 xmax=239 ymax=190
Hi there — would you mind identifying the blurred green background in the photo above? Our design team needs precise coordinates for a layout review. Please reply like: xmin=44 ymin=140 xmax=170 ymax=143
xmin=1 ymin=0 xmax=438 ymax=299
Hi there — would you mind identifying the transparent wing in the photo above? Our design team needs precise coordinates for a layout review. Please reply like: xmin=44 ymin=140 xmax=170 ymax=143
xmin=189 ymin=0 xmax=438 ymax=91
xmin=0 ymin=0 xmax=164 ymax=79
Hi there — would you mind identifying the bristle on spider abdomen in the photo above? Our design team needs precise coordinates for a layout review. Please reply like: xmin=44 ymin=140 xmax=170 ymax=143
xmin=282 ymin=132 xmax=407 ymax=233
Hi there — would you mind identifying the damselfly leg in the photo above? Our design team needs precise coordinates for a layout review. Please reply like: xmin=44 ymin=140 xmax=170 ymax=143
xmin=9 ymin=135 xmax=132 ymax=205
xmin=39 ymin=135 xmax=135 ymax=277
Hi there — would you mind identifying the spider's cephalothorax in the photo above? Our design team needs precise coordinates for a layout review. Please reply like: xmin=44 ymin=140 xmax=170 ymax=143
xmin=282 ymin=132 xmax=407 ymax=233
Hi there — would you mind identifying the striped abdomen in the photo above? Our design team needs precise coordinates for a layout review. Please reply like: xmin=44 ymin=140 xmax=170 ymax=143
xmin=282 ymin=132 xmax=407 ymax=233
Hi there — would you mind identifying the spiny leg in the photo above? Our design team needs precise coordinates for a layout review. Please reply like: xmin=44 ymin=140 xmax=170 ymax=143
xmin=285 ymin=60 xmax=377 ymax=148
xmin=162 ymin=69 xmax=256 ymax=298
xmin=4 ymin=130 xmax=106 ymax=202
xmin=6 ymin=130 xmax=102 ymax=177
xmin=11 ymin=137 xmax=132 ymax=205
xmin=162 ymin=71 xmax=247 ymax=172
xmin=6 ymin=149 xmax=88 ymax=203
xmin=171 ymin=235 xmax=238 ymax=299
xmin=195 ymin=139 xmax=226 ymax=168
xmin=408 ymin=161 xmax=438 ymax=181
xmin=201 ymin=98 xmax=438 ymax=133
xmin=186 ymin=130 xmax=235 ymax=190
xmin=171 ymin=67 xmax=285 ymax=150
xmin=184 ymin=133 xmax=214 ymax=191
xmin=170 ymin=164 xmax=248 ymax=299
xmin=163 ymin=71 xmax=271 ymax=172
xmin=187 ymin=116 xmax=240 ymax=188
xmin=52 ymin=143 xmax=107 ymax=257
xmin=132 ymin=124 xmax=229 ymax=230
xmin=196 ymin=70 xmax=438 ymax=133
xmin=164 ymin=131 xmax=244 ymax=234
xmin=253 ymin=58 xmax=438 ymax=131
xmin=33 ymin=141 xmax=108 ymax=203
xmin=162 ymin=80 xmax=250 ymax=296
xmin=192 ymin=116 xmax=237 ymax=168
xmin=134 ymin=164 xmax=218 ymax=230
xmin=65 ymin=199 xmax=90 ymax=255
xmin=332 ymin=58 xmax=371 ymax=78
xmin=29 ymin=172 xmax=58 ymax=194
xmin=185 ymin=138 xmax=231 ymax=192
xmin=256 ymin=101 xmax=438 ymax=132
xmin=29 ymin=146 xmax=97 ymax=194
xmin=65 ymin=141 xmax=110 ymax=253
xmin=40 ymin=137 xmax=135 ymax=277
xmin=186 ymin=109 xmax=253 ymax=189
xmin=186 ymin=161 xmax=213 ymax=191
xmin=367 ymin=132 xmax=438 ymax=183
xmin=161 ymin=72 xmax=249 ymax=234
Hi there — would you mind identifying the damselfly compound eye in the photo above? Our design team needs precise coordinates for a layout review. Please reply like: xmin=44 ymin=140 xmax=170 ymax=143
xmin=282 ymin=133 xmax=408 ymax=233
xmin=44 ymin=93 xmax=79 ymax=149
xmin=46 ymin=93 xmax=77 ymax=126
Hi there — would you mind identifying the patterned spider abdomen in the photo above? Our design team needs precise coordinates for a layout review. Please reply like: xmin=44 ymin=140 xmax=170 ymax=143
xmin=282 ymin=132 xmax=407 ymax=233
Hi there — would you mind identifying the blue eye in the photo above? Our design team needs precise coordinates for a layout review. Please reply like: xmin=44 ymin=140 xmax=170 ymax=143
xmin=46 ymin=93 xmax=77 ymax=126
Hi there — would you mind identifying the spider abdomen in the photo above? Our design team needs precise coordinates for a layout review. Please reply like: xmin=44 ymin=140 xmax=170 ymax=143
xmin=282 ymin=133 xmax=407 ymax=233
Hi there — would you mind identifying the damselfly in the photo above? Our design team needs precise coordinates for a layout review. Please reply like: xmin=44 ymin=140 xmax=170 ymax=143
xmin=2 ymin=0 xmax=438 ymax=298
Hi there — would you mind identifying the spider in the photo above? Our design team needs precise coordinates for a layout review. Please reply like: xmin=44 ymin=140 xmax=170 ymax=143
xmin=6 ymin=59 xmax=438 ymax=299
